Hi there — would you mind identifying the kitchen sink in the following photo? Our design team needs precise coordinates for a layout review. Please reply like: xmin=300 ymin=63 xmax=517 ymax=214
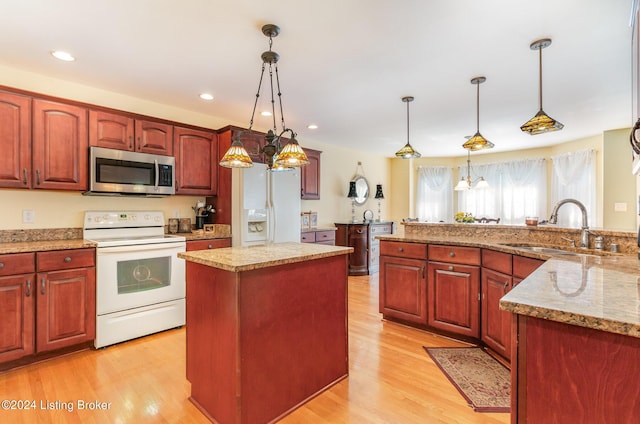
xmin=497 ymin=243 xmax=597 ymax=257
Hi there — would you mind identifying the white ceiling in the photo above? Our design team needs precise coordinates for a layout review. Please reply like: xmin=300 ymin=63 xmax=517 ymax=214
xmin=0 ymin=0 xmax=634 ymax=157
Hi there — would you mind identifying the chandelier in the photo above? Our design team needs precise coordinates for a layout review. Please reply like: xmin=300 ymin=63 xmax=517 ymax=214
xmin=219 ymin=24 xmax=309 ymax=170
xmin=454 ymin=150 xmax=489 ymax=191
xmin=520 ymin=38 xmax=564 ymax=135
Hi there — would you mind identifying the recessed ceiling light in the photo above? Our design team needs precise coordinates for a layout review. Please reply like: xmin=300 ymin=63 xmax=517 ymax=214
xmin=51 ymin=50 xmax=75 ymax=62
xmin=307 ymin=124 xmax=318 ymax=129
xmin=199 ymin=93 xmax=214 ymax=101
xmin=261 ymin=111 xmax=272 ymax=117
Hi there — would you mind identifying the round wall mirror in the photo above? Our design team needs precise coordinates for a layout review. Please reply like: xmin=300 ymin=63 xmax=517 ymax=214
xmin=352 ymin=175 xmax=369 ymax=206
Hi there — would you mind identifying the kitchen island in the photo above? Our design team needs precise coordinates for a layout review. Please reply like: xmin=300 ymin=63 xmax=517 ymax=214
xmin=178 ymin=242 xmax=352 ymax=424
xmin=378 ymin=222 xmax=640 ymax=424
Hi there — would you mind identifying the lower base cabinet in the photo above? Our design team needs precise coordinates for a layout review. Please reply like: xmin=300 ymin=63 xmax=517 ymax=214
xmin=379 ymin=256 xmax=427 ymax=324
xmin=481 ymin=268 xmax=512 ymax=359
xmin=427 ymin=262 xmax=480 ymax=338
xmin=0 ymin=249 xmax=96 ymax=366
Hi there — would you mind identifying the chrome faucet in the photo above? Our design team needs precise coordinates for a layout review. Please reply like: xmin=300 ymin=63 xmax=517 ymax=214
xmin=548 ymin=198 xmax=590 ymax=248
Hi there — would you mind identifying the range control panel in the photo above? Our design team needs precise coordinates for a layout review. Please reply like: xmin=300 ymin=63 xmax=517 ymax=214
xmin=84 ymin=211 xmax=164 ymax=229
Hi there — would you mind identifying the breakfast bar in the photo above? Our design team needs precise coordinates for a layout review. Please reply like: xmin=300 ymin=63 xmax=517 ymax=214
xmin=178 ymin=242 xmax=352 ymax=424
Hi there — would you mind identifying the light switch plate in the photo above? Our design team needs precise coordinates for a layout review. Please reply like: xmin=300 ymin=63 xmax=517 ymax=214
xmin=22 ymin=209 xmax=35 ymax=223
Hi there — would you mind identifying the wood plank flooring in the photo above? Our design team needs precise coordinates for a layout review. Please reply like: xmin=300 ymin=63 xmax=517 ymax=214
xmin=0 ymin=273 xmax=510 ymax=424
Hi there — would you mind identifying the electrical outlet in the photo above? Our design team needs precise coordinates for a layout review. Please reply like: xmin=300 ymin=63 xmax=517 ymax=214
xmin=173 ymin=210 xmax=180 ymax=218
xmin=614 ymin=202 xmax=627 ymax=212
xmin=22 ymin=209 xmax=35 ymax=223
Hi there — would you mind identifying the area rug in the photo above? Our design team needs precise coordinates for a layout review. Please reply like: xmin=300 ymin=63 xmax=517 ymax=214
xmin=423 ymin=347 xmax=510 ymax=412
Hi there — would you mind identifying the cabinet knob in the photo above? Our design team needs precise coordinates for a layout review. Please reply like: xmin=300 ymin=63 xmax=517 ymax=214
xmin=398 ymin=247 xmax=404 ymax=252
xmin=449 ymin=252 xmax=455 ymax=257
xmin=0 ymin=262 xmax=3 ymax=269
xmin=448 ymin=265 xmax=454 ymax=271
xmin=64 ymin=257 xmax=72 ymax=263
xmin=208 ymin=244 xmax=213 ymax=249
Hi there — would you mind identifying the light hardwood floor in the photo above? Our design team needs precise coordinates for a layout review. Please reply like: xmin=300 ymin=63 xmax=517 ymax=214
xmin=0 ymin=273 xmax=510 ymax=424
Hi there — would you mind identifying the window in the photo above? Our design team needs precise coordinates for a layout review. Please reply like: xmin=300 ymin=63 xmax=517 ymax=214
xmin=551 ymin=149 xmax=596 ymax=228
xmin=417 ymin=166 xmax=453 ymax=223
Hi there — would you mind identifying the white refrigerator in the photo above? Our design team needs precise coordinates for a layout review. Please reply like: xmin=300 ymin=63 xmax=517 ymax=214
xmin=231 ymin=163 xmax=301 ymax=246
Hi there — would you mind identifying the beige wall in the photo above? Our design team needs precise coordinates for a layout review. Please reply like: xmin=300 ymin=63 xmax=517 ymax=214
xmin=603 ymin=128 xmax=637 ymax=230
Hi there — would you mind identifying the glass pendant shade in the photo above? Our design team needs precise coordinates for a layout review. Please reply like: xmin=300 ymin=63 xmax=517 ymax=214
xmin=274 ymin=137 xmax=309 ymax=167
xmin=475 ymin=177 xmax=489 ymax=189
xmin=462 ymin=132 xmax=495 ymax=151
xmin=520 ymin=109 xmax=564 ymax=135
xmin=219 ymin=139 xmax=253 ymax=168
xmin=454 ymin=178 xmax=470 ymax=191
xmin=521 ymin=38 xmax=563 ymax=135
xmin=395 ymin=96 xmax=421 ymax=159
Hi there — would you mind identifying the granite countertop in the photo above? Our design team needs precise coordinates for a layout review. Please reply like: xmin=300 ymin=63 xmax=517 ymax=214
xmin=377 ymin=234 xmax=640 ymax=339
xmin=0 ymin=239 xmax=97 ymax=254
xmin=178 ymin=242 xmax=353 ymax=272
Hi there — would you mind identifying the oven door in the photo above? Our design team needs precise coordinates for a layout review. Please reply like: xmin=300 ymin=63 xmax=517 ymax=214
xmin=96 ymin=242 xmax=185 ymax=315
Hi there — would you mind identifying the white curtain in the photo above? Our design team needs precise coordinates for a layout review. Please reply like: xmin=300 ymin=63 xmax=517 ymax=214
xmin=501 ymin=158 xmax=547 ymax=225
xmin=417 ymin=166 xmax=453 ymax=222
xmin=458 ymin=157 xmax=546 ymax=224
xmin=457 ymin=162 xmax=501 ymax=219
xmin=551 ymin=149 xmax=596 ymax=228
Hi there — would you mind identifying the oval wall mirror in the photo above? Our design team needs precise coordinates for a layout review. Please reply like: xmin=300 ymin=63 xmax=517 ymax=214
xmin=352 ymin=175 xmax=369 ymax=206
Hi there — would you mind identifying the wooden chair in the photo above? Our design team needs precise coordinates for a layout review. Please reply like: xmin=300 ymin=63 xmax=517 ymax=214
xmin=475 ymin=217 xmax=500 ymax=224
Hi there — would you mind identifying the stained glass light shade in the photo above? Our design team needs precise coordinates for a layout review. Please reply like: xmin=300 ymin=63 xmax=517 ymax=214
xmin=462 ymin=132 xmax=495 ymax=151
xmin=274 ymin=138 xmax=309 ymax=167
xmin=219 ymin=139 xmax=253 ymax=168
xmin=520 ymin=109 xmax=564 ymax=135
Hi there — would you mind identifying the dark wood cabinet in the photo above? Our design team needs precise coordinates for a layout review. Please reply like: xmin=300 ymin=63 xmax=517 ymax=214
xmin=31 ymin=99 xmax=89 ymax=191
xmin=481 ymin=268 xmax=512 ymax=359
xmin=335 ymin=222 xmax=393 ymax=275
xmin=0 ymin=253 xmax=36 ymax=363
xmin=89 ymin=110 xmax=174 ymax=156
xmin=186 ymin=238 xmax=231 ymax=251
xmin=174 ymin=126 xmax=218 ymax=195
xmin=379 ymin=241 xmax=428 ymax=325
xmin=35 ymin=249 xmax=96 ymax=353
xmin=0 ymin=91 xmax=31 ymax=189
xmin=301 ymin=148 xmax=321 ymax=199
xmin=427 ymin=261 xmax=480 ymax=338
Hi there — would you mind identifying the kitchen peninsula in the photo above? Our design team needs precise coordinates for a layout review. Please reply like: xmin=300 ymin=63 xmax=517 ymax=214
xmin=378 ymin=222 xmax=640 ymax=424
xmin=178 ymin=242 xmax=352 ymax=424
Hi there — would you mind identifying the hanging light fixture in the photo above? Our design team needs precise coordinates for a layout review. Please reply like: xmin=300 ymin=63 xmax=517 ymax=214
xmin=520 ymin=38 xmax=564 ymax=135
xmin=463 ymin=76 xmax=494 ymax=151
xmin=219 ymin=24 xmax=309 ymax=170
xmin=395 ymin=96 xmax=421 ymax=159
xmin=454 ymin=150 xmax=489 ymax=191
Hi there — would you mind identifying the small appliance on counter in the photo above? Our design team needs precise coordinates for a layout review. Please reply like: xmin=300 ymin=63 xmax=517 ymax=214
xmin=192 ymin=200 xmax=215 ymax=229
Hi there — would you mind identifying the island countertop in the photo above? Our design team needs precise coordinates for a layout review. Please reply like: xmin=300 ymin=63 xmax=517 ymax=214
xmin=377 ymin=233 xmax=640 ymax=339
xmin=178 ymin=241 xmax=353 ymax=272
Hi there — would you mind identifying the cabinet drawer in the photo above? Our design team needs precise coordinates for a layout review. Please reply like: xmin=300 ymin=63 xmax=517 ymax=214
xmin=315 ymin=230 xmax=335 ymax=243
xmin=370 ymin=223 xmax=392 ymax=238
xmin=348 ymin=224 xmax=368 ymax=238
xmin=301 ymin=232 xmax=315 ymax=243
xmin=37 ymin=248 xmax=95 ymax=272
xmin=428 ymin=245 xmax=480 ymax=266
xmin=380 ymin=241 xmax=427 ymax=259
xmin=186 ymin=238 xmax=231 ymax=251
xmin=0 ymin=252 xmax=35 ymax=276
xmin=513 ymin=255 xmax=544 ymax=279
xmin=482 ymin=249 xmax=512 ymax=274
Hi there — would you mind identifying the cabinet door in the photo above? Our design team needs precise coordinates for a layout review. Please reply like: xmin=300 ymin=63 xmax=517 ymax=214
xmin=347 ymin=224 xmax=368 ymax=275
xmin=0 ymin=91 xmax=31 ymax=189
xmin=0 ymin=274 xmax=35 ymax=363
xmin=36 ymin=267 xmax=95 ymax=353
xmin=481 ymin=268 xmax=512 ymax=360
xmin=32 ymin=99 xmax=88 ymax=190
xmin=174 ymin=126 xmax=217 ymax=195
xmin=428 ymin=262 xmax=480 ymax=338
xmin=89 ymin=110 xmax=135 ymax=151
xmin=379 ymin=256 xmax=427 ymax=324
xmin=300 ymin=148 xmax=321 ymax=199
xmin=135 ymin=119 xmax=173 ymax=155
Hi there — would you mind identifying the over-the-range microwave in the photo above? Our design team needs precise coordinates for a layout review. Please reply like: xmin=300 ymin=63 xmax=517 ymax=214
xmin=85 ymin=146 xmax=175 ymax=197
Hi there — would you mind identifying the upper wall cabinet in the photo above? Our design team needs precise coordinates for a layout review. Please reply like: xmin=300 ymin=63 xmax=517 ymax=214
xmin=174 ymin=126 xmax=218 ymax=196
xmin=32 ymin=99 xmax=89 ymax=191
xmin=301 ymin=148 xmax=321 ymax=199
xmin=89 ymin=110 xmax=173 ymax=156
xmin=0 ymin=91 xmax=31 ymax=189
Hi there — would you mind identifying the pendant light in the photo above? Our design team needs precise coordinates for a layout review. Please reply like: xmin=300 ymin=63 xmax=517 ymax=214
xmin=220 ymin=24 xmax=309 ymax=169
xmin=395 ymin=96 xmax=421 ymax=159
xmin=520 ymin=38 xmax=564 ymax=135
xmin=463 ymin=76 xmax=494 ymax=151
